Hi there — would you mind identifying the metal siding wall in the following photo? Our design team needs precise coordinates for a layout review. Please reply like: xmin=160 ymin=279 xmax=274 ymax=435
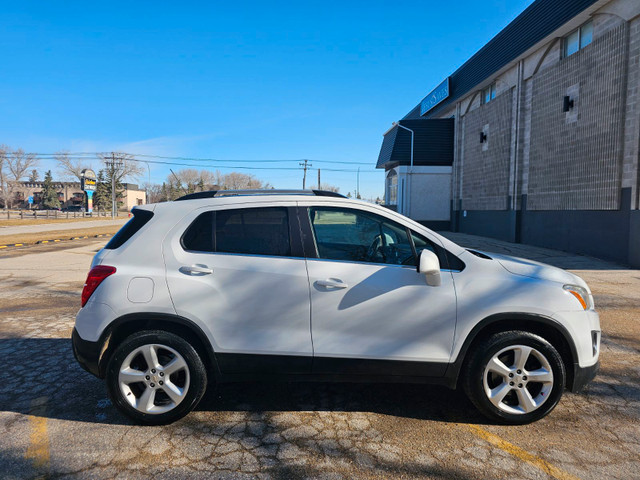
xmin=528 ymin=24 xmax=629 ymax=210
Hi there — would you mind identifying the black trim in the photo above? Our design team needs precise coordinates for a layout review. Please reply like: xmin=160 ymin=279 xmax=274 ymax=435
xmin=287 ymin=206 xmax=305 ymax=259
xmin=95 ymin=313 xmax=221 ymax=379
xmin=216 ymin=353 xmax=312 ymax=374
xmin=71 ymin=328 xmax=101 ymax=377
xmin=313 ymin=357 xmax=447 ymax=377
xmin=175 ymin=190 xmax=220 ymax=201
xmin=175 ymin=189 xmax=346 ymax=201
xmin=311 ymin=190 xmax=346 ymax=198
xmin=569 ymin=360 xmax=599 ymax=392
xmin=442 ymin=312 xmax=580 ymax=389
xmin=297 ymin=206 xmax=319 ymax=259
xmin=104 ymin=209 xmax=154 ymax=250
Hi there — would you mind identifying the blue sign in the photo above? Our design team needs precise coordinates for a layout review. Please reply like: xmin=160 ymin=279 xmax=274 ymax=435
xmin=28 ymin=196 xmax=33 ymax=205
xmin=420 ymin=77 xmax=450 ymax=116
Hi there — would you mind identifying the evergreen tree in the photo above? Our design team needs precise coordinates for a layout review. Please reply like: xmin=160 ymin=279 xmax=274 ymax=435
xmin=28 ymin=169 xmax=39 ymax=182
xmin=94 ymin=170 xmax=111 ymax=211
xmin=41 ymin=170 xmax=60 ymax=209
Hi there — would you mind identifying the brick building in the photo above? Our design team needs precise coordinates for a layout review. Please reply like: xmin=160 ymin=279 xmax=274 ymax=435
xmin=377 ymin=0 xmax=640 ymax=266
xmin=9 ymin=181 xmax=146 ymax=211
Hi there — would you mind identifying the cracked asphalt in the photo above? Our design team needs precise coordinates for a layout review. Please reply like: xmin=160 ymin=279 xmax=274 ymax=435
xmin=0 ymin=236 xmax=639 ymax=479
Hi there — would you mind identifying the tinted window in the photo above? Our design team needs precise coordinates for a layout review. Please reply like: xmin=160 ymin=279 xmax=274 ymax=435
xmin=216 ymin=208 xmax=291 ymax=257
xmin=411 ymin=230 xmax=465 ymax=272
xmin=182 ymin=208 xmax=291 ymax=257
xmin=182 ymin=211 xmax=214 ymax=252
xmin=105 ymin=209 xmax=154 ymax=250
xmin=309 ymin=207 xmax=414 ymax=265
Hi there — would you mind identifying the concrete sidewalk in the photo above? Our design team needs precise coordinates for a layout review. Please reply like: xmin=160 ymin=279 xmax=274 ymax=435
xmin=0 ymin=218 xmax=127 ymax=236
xmin=439 ymin=231 xmax=627 ymax=270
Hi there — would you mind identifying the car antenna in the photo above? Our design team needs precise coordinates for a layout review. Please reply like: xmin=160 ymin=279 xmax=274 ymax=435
xmin=170 ymin=169 xmax=189 ymax=196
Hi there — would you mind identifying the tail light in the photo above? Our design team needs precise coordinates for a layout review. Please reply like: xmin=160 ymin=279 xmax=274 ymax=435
xmin=81 ymin=266 xmax=116 ymax=307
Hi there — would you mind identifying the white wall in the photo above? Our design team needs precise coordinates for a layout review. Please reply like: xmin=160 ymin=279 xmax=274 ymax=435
xmin=396 ymin=166 xmax=451 ymax=221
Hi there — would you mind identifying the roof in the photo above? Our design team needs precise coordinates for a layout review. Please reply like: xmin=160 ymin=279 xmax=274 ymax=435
xmin=404 ymin=0 xmax=599 ymax=119
xmin=376 ymin=119 xmax=454 ymax=169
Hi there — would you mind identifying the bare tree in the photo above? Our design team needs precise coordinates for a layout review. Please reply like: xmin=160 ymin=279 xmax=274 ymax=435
xmin=98 ymin=152 xmax=144 ymax=213
xmin=222 ymin=172 xmax=270 ymax=190
xmin=55 ymin=151 xmax=92 ymax=182
xmin=0 ymin=147 xmax=39 ymax=208
xmin=98 ymin=152 xmax=144 ymax=183
xmin=319 ymin=183 xmax=340 ymax=193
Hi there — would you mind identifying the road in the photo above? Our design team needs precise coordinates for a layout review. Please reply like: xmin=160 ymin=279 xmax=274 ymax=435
xmin=0 ymin=237 xmax=638 ymax=479
xmin=0 ymin=218 xmax=127 ymax=237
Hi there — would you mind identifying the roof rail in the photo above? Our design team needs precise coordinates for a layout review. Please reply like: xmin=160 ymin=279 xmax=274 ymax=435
xmin=174 ymin=189 xmax=346 ymax=201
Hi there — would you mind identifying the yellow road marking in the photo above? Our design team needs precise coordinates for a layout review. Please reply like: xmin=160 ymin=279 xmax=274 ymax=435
xmin=25 ymin=397 xmax=50 ymax=473
xmin=53 ymin=239 xmax=60 ymax=242
xmin=14 ymin=243 xmax=23 ymax=246
xmin=466 ymin=424 xmax=580 ymax=480
xmin=0 ymin=245 xmax=6 ymax=249
xmin=41 ymin=240 xmax=49 ymax=243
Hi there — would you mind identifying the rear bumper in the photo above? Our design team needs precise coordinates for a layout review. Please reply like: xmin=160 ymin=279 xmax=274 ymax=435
xmin=71 ymin=328 xmax=102 ymax=378
xmin=568 ymin=360 xmax=599 ymax=392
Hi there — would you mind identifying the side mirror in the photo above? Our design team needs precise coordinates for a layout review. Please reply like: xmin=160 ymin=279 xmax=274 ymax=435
xmin=418 ymin=249 xmax=441 ymax=286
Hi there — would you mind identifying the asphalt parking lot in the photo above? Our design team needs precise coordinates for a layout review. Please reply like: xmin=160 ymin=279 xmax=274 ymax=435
xmin=0 ymin=236 xmax=639 ymax=479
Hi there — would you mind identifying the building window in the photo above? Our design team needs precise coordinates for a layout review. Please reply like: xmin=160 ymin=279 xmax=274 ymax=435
xmin=386 ymin=170 xmax=398 ymax=205
xmin=482 ymin=83 xmax=496 ymax=104
xmin=564 ymin=20 xmax=593 ymax=57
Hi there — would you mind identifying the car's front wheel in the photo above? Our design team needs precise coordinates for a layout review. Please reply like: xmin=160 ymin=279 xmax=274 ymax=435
xmin=106 ymin=330 xmax=207 ymax=425
xmin=463 ymin=331 xmax=566 ymax=424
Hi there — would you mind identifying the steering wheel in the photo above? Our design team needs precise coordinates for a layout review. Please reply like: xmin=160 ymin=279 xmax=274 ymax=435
xmin=367 ymin=235 xmax=385 ymax=262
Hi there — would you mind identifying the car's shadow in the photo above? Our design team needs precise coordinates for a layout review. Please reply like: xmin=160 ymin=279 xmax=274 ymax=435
xmin=0 ymin=337 xmax=490 ymax=426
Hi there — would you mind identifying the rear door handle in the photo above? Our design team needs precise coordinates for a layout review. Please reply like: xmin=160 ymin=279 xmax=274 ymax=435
xmin=315 ymin=278 xmax=348 ymax=289
xmin=180 ymin=264 xmax=213 ymax=275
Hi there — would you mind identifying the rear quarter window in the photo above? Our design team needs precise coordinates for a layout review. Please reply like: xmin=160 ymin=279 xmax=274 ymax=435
xmin=104 ymin=209 xmax=154 ymax=250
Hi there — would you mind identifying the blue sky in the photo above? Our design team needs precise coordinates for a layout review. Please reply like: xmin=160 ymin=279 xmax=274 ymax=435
xmin=1 ymin=0 xmax=533 ymax=199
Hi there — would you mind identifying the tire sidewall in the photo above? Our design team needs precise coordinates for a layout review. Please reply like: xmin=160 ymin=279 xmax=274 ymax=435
xmin=465 ymin=331 xmax=566 ymax=424
xmin=106 ymin=330 xmax=207 ymax=425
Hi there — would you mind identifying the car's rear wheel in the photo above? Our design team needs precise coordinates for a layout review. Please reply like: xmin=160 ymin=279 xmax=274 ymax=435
xmin=463 ymin=331 xmax=565 ymax=424
xmin=106 ymin=330 xmax=207 ymax=425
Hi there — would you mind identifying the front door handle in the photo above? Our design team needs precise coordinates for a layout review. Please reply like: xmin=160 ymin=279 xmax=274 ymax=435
xmin=315 ymin=278 xmax=348 ymax=289
xmin=180 ymin=264 xmax=213 ymax=275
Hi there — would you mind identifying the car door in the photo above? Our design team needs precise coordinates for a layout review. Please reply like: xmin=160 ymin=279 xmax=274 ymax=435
xmin=302 ymin=204 xmax=458 ymax=376
xmin=163 ymin=204 xmax=312 ymax=374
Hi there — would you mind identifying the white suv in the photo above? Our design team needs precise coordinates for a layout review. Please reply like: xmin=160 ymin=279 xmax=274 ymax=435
xmin=72 ymin=190 xmax=600 ymax=425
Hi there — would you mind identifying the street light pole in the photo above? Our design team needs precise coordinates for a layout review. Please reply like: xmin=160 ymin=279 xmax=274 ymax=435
xmin=392 ymin=122 xmax=414 ymax=217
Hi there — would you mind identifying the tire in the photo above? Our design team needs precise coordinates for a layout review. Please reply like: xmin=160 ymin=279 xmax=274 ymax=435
xmin=106 ymin=330 xmax=207 ymax=425
xmin=462 ymin=331 xmax=565 ymax=424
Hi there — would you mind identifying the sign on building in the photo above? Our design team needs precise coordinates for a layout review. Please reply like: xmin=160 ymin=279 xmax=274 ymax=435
xmin=420 ymin=77 xmax=450 ymax=116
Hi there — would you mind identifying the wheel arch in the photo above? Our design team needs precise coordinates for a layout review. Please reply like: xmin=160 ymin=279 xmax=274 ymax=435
xmin=445 ymin=313 xmax=578 ymax=390
xmin=96 ymin=313 xmax=220 ymax=380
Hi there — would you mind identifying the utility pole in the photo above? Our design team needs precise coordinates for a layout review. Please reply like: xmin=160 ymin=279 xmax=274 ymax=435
xmin=357 ymin=167 xmax=360 ymax=199
xmin=299 ymin=159 xmax=311 ymax=189
xmin=105 ymin=153 xmax=123 ymax=218
xmin=317 ymin=169 xmax=321 ymax=190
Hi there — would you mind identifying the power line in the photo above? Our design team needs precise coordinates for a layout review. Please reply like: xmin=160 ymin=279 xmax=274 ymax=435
xmin=28 ymin=152 xmax=372 ymax=166
xmin=30 ymin=153 xmax=381 ymax=173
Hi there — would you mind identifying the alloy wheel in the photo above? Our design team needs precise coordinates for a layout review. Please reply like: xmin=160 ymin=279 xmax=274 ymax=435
xmin=118 ymin=343 xmax=190 ymax=414
xmin=482 ymin=344 xmax=554 ymax=415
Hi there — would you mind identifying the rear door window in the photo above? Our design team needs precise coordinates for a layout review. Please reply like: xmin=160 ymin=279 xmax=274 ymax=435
xmin=182 ymin=207 xmax=292 ymax=257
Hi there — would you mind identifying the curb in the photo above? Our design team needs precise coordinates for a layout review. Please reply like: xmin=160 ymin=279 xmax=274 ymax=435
xmin=0 ymin=234 xmax=112 ymax=250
